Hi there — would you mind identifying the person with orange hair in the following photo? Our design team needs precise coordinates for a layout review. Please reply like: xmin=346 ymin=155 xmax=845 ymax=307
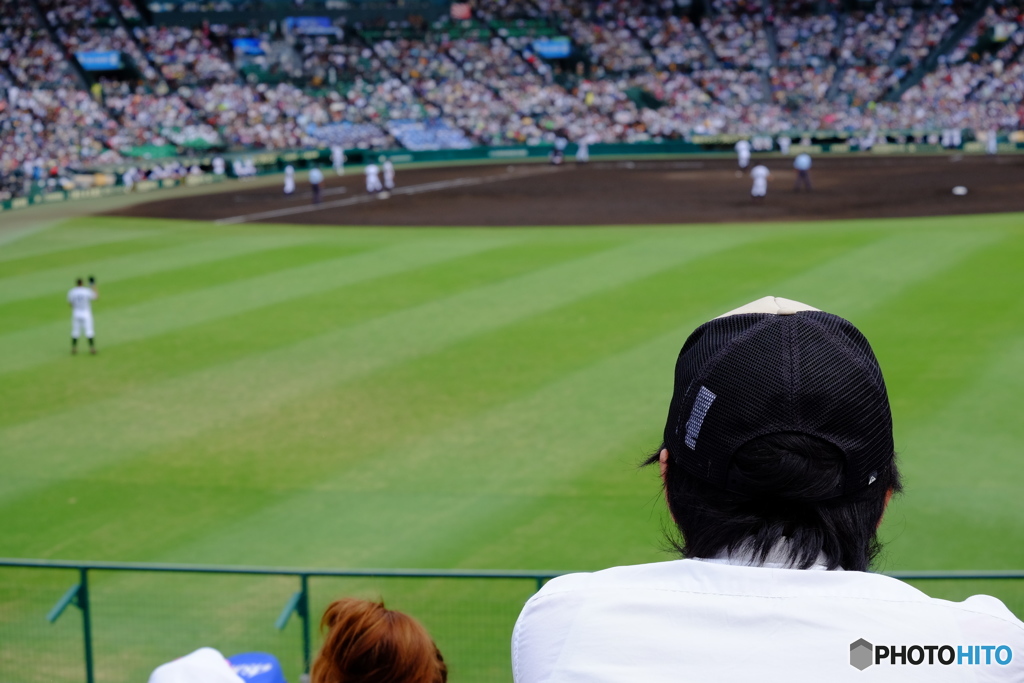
xmin=311 ymin=598 xmax=447 ymax=683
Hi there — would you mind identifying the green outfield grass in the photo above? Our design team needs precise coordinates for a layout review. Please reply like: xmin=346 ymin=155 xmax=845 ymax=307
xmin=2 ymin=213 xmax=1024 ymax=682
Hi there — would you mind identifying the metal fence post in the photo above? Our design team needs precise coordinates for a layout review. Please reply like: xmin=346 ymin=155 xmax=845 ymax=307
xmin=276 ymin=574 xmax=313 ymax=675
xmin=300 ymin=574 xmax=311 ymax=674
xmin=79 ymin=568 xmax=95 ymax=683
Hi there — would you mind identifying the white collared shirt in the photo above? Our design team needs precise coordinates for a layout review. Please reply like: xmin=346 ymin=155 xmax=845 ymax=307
xmin=513 ymin=557 xmax=1024 ymax=682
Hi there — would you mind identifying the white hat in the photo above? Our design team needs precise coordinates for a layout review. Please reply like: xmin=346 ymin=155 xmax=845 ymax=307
xmin=148 ymin=647 xmax=244 ymax=683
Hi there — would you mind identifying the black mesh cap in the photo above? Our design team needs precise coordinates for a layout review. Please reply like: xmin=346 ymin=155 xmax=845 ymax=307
xmin=663 ymin=297 xmax=894 ymax=499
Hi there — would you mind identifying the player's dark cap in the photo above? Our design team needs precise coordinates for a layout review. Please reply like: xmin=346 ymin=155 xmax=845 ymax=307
xmin=663 ymin=296 xmax=894 ymax=500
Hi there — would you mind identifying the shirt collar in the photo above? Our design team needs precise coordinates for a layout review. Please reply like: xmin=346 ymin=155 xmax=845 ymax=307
xmin=696 ymin=539 xmax=840 ymax=571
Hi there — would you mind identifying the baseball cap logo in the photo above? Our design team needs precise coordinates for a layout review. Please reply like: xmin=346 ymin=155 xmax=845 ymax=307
xmin=850 ymin=639 xmax=873 ymax=670
xmin=684 ymin=386 xmax=716 ymax=450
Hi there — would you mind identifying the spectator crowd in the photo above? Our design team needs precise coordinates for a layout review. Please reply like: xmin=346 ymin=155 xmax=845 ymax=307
xmin=2 ymin=0 xmax=1023 ymax=199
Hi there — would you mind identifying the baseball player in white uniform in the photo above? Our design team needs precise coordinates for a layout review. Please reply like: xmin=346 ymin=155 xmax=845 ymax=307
xmin=331 ymin=145 xmax=346 ymax=175
xmin=309 ymin=166 xmax=324 ymax=204
xmin=381 ymin=157 xmax=395 ymax=190
xmin=365 ymin=162 xmax=383 ymax=193
xmin=551 ymin=136 xmax=567 ymax=165
xmin=283 ymin=165 xmax=295 ymax=195
xmin=861 ymin=128 xmax=877 ymax=152
xmin=122 ymin=167 xmax=138 ymax=192
xmin=68 ymin=276 xmax=98 ymax=355
xmin=575 ymin=135 xmax=591 ymax=164
xmin=777 ymin=135 xmax=792 ymax=155
xmin=750 ymin=164 xmax=770 ymax=200
xmin=734 ymin=139 xmax=752 ymax=169
xmin=793 ymin=153 xmax=812 ymax=191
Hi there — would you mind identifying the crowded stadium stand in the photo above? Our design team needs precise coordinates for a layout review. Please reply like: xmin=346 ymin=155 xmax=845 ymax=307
xmin=2 ymin=0 xmax=1023 ymax=201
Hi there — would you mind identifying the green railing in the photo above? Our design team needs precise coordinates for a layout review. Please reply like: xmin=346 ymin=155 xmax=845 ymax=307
xmin=1 ymin=558 xmax=1022 ymax=683
xmin=0 ymin=558 xmax=562 ymax=683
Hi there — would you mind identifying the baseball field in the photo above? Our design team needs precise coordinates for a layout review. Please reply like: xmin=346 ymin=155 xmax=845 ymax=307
xmin=1 ymin=161 xmax=1023 ymax=682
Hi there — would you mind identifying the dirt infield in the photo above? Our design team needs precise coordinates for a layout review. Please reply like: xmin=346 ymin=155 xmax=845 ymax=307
xmin=106 ymin=155 xmax=1024 ymax=227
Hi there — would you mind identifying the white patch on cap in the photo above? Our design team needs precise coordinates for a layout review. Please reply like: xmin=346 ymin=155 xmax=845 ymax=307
xmin=685 ymin=386 xmax=717 ymax=450
xmin=715 ymin=296 xmax=820 ymax=319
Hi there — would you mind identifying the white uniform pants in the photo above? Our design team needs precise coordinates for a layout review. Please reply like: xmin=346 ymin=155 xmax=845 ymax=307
xmin=751 ymin=180 xmax=767 ymax=197
xmin=738 ymin=153 xmax=750 ymax=169
xmin=366 ymin=175 xmax=383 ymax=193
xmin=383 ymin=173 xmax=395 ymax=190
xmin=72 ymin=313 xmax=94 ymax=339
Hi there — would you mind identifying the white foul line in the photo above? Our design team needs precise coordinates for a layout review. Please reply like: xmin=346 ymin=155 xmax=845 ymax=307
xmin=215 ymin=167 xmax=561 ymax=225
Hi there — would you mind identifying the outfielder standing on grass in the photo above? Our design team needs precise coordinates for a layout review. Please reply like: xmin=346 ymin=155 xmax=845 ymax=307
xmin=68 ymin=276 xmax=98 ymax=355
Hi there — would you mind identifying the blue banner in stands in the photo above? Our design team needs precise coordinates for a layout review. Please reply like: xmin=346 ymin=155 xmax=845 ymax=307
xmin=76 ymin=51 xmax=123 ymax=71
xmin=284 ymin=16 xmax=336 ymax=36
xmin=232 ymin=38 xmax=264 ymax=56
xmin=531 ymin=37 xmax=571 ymax=59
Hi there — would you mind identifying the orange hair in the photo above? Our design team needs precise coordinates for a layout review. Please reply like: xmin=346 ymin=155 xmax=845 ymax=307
xmin=311 ymin=598 xmax=448 ymax=683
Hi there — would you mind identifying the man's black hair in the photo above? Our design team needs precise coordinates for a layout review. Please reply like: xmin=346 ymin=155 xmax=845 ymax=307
xmin=76 ymin=278 xmax=83 ymax=286
xmin=647 ymin=432 xmax=902 ymax=572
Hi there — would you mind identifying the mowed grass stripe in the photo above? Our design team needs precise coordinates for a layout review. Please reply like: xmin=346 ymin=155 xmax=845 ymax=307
xmin=0 ymin=242 xmax=374 ymax=334
xmin=0 ymin=239 xmax=620 ymax=429
xmin=155 ymin=316 xmax=848 ymax=569
xmin=0 ymin=233 xmax=748 ymax=510
xmin=81 ymin=226 xmax=1004 ymax=569
xmin=0 ymin=222 xmax=163 ymax=265
xmin=0 ymin=225 xmax=1006 ymax=560
xmin=0 ymin=225 xmax=193 ymax=277
xmin=0 ymin=231 xmax=324 ymax=307
xmin=763 ymin=229 xmax=1006 ymax=320
xmin=888 ymin=334 xmax=1024 ymax=572
xmin=519 ymin=226 xmax=1024 ymax=574
xmin=4 ymin=216 xmax=1024 ymax=683
xmin=0 ymin=235 xmax=519 ymax=375
xmin=5 ymin=231 xmax=864 ymax=560
xmin=864 ymin=231 xmax=1024 ymax=426
xmin=835 ymin=233 xmax=1024 ymax=571
xmin=178 ymin=228 xmax=1005 ymax=571
xmin=414 ymin=229 xmax=1018 ymax=571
